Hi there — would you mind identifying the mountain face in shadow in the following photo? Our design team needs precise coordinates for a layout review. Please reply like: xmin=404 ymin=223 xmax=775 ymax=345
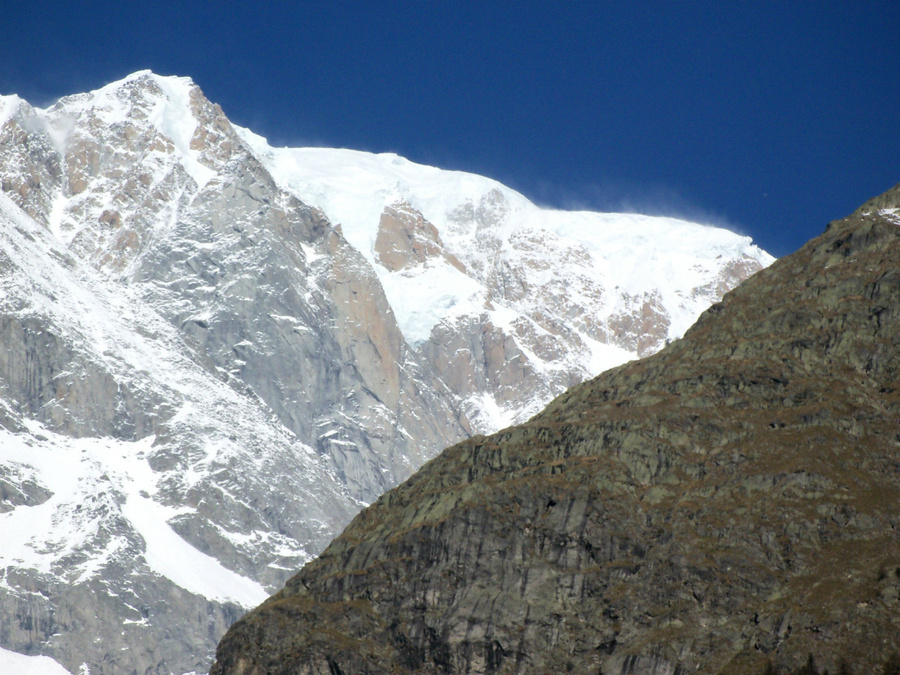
xmin=211 ymin=187 xmax=900 ymax=675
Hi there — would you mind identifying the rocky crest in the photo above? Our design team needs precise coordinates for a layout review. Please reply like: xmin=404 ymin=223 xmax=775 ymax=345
xmin=211 ymin=190 xmax=900 ymax=675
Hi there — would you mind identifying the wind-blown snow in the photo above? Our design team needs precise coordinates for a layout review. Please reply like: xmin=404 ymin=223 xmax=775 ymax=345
xmin=0 ymin=71 xmax=779 ymax=672
xmin=234 ymin=130 xmax=531 ymax=263
xmin=237 ymin=125 xmax=772 ymax=434
xmin=523 ymin=209 xmax=774 ymax=337
xmin=0 ymin=94 xmax=22 ymax=128
xmin=41 ymin=70 xmax=215 ymax=190
xmin=235 ymin=126 xmax=774 ymax=353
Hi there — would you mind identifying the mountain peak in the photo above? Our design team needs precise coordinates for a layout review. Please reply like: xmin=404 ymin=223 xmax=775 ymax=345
xmin=854 ymin=180 xmax=900 ymax=215
xmin=90 ymin=69 xmax=197 ymax=99
xmin=47 ymin=69 xmax=197 ymax=115
xmin=0 ymin=93 xmax=24 ymax=127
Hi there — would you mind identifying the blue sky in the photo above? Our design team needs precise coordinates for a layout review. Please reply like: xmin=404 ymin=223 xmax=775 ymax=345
xmin=3 ymin=1 xmax=898 ymax=257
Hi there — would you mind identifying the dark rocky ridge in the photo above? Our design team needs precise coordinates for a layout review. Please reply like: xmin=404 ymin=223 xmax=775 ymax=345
xmin=210 ymin=189 xmax=900 ymax=674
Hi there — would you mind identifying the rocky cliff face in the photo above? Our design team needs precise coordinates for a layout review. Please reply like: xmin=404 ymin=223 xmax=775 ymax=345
xmin=0 ymin=72 xmax=770 ymax=674
xmin=211 ymin=189 xmax=900 ymax=675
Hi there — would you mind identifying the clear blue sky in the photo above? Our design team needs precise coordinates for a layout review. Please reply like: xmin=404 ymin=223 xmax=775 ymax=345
xmin=3 ymin=1 xmax=898 ymax=257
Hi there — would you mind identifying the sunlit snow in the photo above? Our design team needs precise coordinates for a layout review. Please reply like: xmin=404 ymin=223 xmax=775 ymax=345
xmin=0 ymin=71 xmax=777 ymax=671
xmin=0 ymin=94 xmax=23 ymax=128
xmin=0 ymin=188 xmax=333 ymax=608
xmin=234 ymin=125 xmax=774 ymax=355
xmin=0 ymin=421 xmax=267 ymax=607
xmin=0 ymin=646 xmax=73 ymax=675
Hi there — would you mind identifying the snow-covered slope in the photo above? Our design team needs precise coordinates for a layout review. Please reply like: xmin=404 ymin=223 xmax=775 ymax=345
xmin=240 ymin=135 xmax=772 ymax=344
xmin=0 ymin=71 xmax=772 ymax=674
xmin=0 ymin=646 xmax=72 ymax=675
xmin=239 ymin=130 xmax=773 ymax=427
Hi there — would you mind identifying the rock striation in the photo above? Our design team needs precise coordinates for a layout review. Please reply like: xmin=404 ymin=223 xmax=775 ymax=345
xmin=0 ymin=72 xmax=464 ymax=674
xmin=211 ymin=188 xmax=900 ymax=675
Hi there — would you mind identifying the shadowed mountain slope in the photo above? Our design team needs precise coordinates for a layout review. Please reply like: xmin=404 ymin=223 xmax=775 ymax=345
xmin=211 ymin=188 xmax=900 ymax=675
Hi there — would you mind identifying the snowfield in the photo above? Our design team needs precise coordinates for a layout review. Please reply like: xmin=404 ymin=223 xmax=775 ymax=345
xmin=236 ymin=127 xmax=773 ymax=351
xmin=0 ymin=646 xmax=73 ymax=675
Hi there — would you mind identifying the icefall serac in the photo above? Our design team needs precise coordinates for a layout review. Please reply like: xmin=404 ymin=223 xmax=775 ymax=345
xmin=0 ymin=71 xmax=772 ymax=674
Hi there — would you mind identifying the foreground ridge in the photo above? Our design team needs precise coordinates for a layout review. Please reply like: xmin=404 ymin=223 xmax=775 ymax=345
xmin=211 ymin=187 xmax=900 ymax=674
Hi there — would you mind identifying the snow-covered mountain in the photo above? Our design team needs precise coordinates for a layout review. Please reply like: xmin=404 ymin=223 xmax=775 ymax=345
xmin=240 ymin=135 xmax=772 ymax=430
xmin=0 ymin=71 xmax=772 ymax=674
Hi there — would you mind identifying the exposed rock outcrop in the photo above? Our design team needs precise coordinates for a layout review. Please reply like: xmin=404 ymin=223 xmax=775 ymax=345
xmin=243 ymin=140 xmax=773 ymax=430
xmin=211 ymin=188 xmax=900 ymax=675
xmin=374 ymin=200 xmax=466 ymax=273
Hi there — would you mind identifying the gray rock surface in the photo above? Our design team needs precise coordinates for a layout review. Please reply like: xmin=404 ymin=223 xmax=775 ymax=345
xmin=0 ymin=186 xmax=360 ymax=673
